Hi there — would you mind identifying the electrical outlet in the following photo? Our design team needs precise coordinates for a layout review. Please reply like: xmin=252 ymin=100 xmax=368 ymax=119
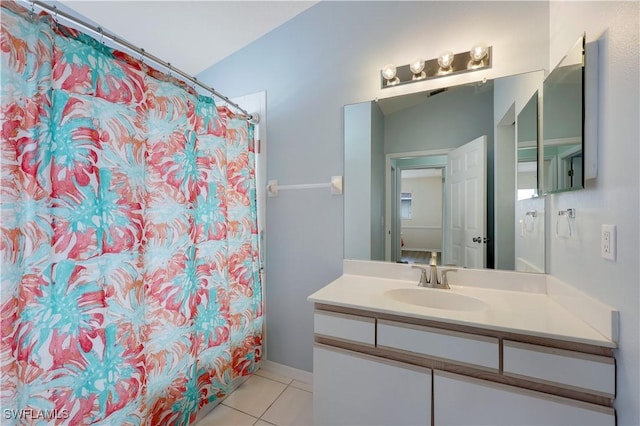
xmin=601 ymin=224 xmax=616 ymax=261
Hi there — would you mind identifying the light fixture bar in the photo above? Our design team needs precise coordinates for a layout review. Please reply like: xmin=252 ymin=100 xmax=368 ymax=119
xmin=380 ymin=46 xmax=492 ymax=89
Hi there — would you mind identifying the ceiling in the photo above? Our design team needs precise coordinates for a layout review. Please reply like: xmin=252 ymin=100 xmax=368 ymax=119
xmin=57 ymin=1 xmax=318 ymax=75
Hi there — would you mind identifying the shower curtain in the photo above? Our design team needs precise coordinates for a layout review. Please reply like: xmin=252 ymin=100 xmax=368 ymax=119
xmin=0 ymin=3 xmax=262 ymax=425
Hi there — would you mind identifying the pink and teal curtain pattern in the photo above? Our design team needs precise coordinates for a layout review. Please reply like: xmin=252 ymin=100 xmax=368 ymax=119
xmin=1 ymin=3 xmax=262 ymax=424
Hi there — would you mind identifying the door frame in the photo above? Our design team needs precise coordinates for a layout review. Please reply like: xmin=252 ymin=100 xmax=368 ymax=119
xmin=385 ymin=149 xmax=451 ymax=262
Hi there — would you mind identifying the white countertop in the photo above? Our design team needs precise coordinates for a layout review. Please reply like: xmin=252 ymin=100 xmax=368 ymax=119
xmin=308 ymin=272 xmax=617 ymax=348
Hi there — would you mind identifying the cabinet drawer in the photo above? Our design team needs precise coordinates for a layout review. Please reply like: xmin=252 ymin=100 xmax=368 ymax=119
xmin=377 ymin=320 xmax=499 ymax=370
xmin=503 ymin=341 xmax=615 ymax=396
xmin=314 ymin=311 xmax=375 ymax=345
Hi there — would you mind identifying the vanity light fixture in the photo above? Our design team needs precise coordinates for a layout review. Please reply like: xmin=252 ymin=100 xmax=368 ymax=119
xmin=380 ymin=44 xmax=492 ymax=89
xmin=470 ymin=42 xmax=489 ymax=62
xmin=382 ymin=64 xmax=399 ymax=86
xmin=409 ymin=58 xmax=426 ymax=80
xmin=437 ymin=51 xmax=455 ymax=70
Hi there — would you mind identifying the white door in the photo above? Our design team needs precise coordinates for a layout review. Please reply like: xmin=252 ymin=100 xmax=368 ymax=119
xmin=446 ymin=135 xmax=487 ymax=268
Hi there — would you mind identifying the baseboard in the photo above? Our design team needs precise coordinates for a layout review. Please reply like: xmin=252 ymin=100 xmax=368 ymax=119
xmin=261 ymin=360 xmax=313 ymax=385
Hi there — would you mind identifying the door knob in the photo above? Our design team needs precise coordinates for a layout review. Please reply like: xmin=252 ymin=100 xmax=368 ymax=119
xmin=472 ymin=236 xmax=482 ymax=243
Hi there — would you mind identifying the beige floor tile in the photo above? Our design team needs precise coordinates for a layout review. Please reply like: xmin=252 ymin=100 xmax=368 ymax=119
xmin=254 ymin=420 xmax=276 ymax=426
xmin=255 ymin=368 xmax=293 ymax=385
xmin=289 ymin=380 xmax=313 ymax=393
xmin=261 ymin=386 xmax=313 ymax=426
xmin=222 ymin=375 xmax=287 ymax=418
xmin=197 ymin=404 xmax=257 ymax=426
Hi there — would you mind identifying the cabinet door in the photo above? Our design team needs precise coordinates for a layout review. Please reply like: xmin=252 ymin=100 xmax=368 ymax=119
xmin=434 ymin=371 xmax=615 ymax=426
xmin=314 ymin=345 xmax=431 ymax=426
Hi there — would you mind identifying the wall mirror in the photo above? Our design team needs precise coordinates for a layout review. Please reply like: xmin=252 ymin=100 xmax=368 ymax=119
xmin=344 ymin=71 xmax=545 ymax=272
xmin=517 ymin=91 xmax=539 ymax=200
xmin=514 ymin=90 xmax=545 ymax=273
xmin=543 ymin=35 xmax=585 ymax=193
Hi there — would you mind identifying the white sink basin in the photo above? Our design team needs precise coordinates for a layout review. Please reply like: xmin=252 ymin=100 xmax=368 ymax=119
xmin=384 ymin=288 xmax=488 ymax=311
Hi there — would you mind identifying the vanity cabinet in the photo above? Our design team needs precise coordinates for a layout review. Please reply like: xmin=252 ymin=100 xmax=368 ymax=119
xmin=313 ymin=305 xmax=616 ymax=426
xmin=434 ymin=371 xmax=614 ymax=426
xmin=314 ymin=345 xmax=432 ymax=425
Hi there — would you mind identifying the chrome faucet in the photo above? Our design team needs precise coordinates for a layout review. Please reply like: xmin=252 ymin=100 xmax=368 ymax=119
xmin=412 ymin=264 xmax=457 ymax=289
xmin=440 ymin=269 xmax=457 ymax=289
xmin=411 ymin=262 xmax=443 ymax=287
xmin=411 ymin=264 xmax=431 ymax=287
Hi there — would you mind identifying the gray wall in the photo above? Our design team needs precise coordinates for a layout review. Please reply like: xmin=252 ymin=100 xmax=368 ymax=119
xmin=343 ymin=101 xmax=385 ymax=261
xmin=370 ymin=103 xmax=385 ymax=260
xmin=197 ymin=1 xmax=549 ymax=372
xmin=384 ymin=85 xmax=495 ymax=155
xmin=344 ymin=102 xmax=373 ymax=260
xmin=493 ymin=71 xmax=544 ymax=271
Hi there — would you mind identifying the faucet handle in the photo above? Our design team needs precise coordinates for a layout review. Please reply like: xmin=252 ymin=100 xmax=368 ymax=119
xmin=411 ymin=264 xmax=429 ymax=286
xmin=439 ymin=269 xmax=457 ymax=289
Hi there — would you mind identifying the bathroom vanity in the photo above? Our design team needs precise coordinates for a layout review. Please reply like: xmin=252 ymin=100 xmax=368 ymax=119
xmin=309 ymin=260 xmax=618 ymax=426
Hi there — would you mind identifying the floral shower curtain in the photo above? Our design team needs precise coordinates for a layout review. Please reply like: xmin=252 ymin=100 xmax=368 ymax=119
xmin=1 ymin=3 xmax=262 ymax=425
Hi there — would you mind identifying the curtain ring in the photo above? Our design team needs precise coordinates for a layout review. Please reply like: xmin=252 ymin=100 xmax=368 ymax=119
xmin=139 ymin=48 xmax=145 ymax=64
xmin=97 ymin=26 xmax=104 ymax=44
xmin=50 ymin=5 xmax=59 ymax=28
xmin=29 ymin=1 xmax=35 ymax=20
xmin=167 ymin=62 xmax=172 ymax=78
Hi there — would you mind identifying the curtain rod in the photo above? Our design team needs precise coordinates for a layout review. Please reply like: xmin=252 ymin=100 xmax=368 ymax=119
xmin=26 ymin=0 xmax=259 ymax=123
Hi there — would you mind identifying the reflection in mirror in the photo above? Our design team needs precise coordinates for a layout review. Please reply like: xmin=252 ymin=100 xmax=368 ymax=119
xmin=517 ymin=91 xmax=539 ymax=200
xmin=515 ymin=90 xmax=545 ymax=273
xmin=344 ymin=71 xmax=545 ymax=272
xmin=543 ymin=35 xmax=585 ymax=193
xmin=388 ymin=153 xmax=448 ymax=265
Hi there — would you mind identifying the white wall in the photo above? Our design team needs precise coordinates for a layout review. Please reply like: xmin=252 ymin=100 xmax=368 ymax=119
xmin=515 ymin=197 xmax=546 ymax=273
xmin=197 ymin=1 xmax=549 ymax=373
xmin=547 ymin=2 xmax=639 ymax=425
xmin=401 ymin=176 xmax=443 ymax=251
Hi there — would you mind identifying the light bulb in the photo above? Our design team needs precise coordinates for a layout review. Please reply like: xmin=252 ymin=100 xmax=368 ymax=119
xmin=409 ymin=58 xmax=425 ymax=74
xmin=437 ymin=51 xmax=455 ymax=69
xmin=470 ymin=43 xmax=488 ymax=62
xmin=382 ymin=64 xmax=397 ymax=81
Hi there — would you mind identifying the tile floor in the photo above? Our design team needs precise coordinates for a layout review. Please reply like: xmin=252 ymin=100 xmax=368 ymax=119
xmin=197 ymin=368 xmax=313 ymax=426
